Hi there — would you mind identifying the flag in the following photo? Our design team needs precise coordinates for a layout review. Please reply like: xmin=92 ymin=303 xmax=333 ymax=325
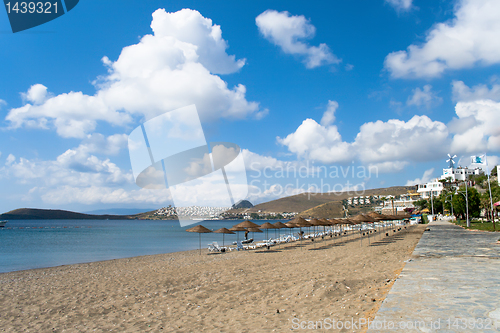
xmin=470 ymin=155 xmax=486 ymax=164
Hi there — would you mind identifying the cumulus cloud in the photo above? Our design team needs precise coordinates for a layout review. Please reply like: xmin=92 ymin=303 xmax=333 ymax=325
xmin=452 ymin=80 xmax=500 ymax=102
xmin=79 ymin=133 xmax=129 ymax=155
xmin=278 ymin=101 xmax=450 ymax=168
xmin=277 ymin=118 xmax=354 ymax=164
xmin=406 ymin=84 xmax=442 ymax=109
xmin=256 ymin=10 xmax=340 ymax=68
xmin=21 ymin=84 xmax=49 ymax=104
xmin=320 ymin=100 xmax=338 ymax=126
xmin=5 ymin=9 xmax=261 ymax=138
xmin=368 ymin=161 xmax=409 ymax=174
xmin=385 ymin=0 xmax=414 ymax=12
xmin=406 ymin=168 xmax=435 ymax=186
xmin=385 ymin=0 xmax=500 ymax=78
xmin=450 ymin=100 xmax=500 ymax=153
xmin=354 ymin=115 xmax=449 ymax=163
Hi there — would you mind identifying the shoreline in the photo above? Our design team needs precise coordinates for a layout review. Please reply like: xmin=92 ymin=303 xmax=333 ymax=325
xmin=0 ymin=224 xmax=426 ymax=332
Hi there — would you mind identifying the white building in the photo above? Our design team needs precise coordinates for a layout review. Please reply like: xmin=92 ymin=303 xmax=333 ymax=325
xmin=417 ymin=180 xmax=444 ymax=199
xmin=440 ymin=166 xmax=483 ymax=182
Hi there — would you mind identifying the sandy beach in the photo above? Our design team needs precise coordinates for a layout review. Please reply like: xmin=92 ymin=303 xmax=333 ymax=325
xmin=0 ymin=224 xmax=425 ymax=332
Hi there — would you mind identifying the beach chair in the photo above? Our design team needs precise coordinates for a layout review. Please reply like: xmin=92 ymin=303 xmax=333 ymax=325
xmin=208 ymin=243 xmax=216 ymax=252
xmin=236 ymin=240 xmax=244 ymax=251
xmin=213 ymin=242 xmax=228 ymax=252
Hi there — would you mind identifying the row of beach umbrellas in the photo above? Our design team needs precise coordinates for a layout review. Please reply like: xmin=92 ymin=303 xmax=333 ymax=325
xmin=186 ymin=212 xmax=410 ymax=254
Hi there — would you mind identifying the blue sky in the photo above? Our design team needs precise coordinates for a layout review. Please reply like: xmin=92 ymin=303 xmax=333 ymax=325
xmin=1 ymin=0 xmax=499 ymax=213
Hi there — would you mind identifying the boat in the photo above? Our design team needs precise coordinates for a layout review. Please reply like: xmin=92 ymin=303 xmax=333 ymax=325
xmin=0 ymin=220 xmax=7 ymax=227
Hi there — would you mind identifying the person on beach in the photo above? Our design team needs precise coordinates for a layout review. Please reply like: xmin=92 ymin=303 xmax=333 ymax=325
xmin=245 ymin=230 xmax=249 ymax=240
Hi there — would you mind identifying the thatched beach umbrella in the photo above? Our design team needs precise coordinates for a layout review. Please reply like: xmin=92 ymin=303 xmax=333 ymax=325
xmin=284 ymin=221 xmax=297 ymax=238
xmin=342 ymin=218 xmax=359 ymax=240
xmin=213 ymin=227 xmax=235 ymax=247
xmin=186 ymin=224 xmax=212 ymax=255
xmin=273 ymin=221 xmax=288 ymax=246
xmin=308 ymin=218 xmax=323 ymax=247
xmin=229 ymin=226 xmax=246 ymax=242
xmin=234 ymin=220 xmax=260 ymax=229
xmin=291 ymin=216 xmax=311 ymax=249
xmin=259 ymin=222 xmax=277 ymax=241
xmin=247 ymin=226 xmax=262 ymax=241
xmin=351 ymin=214 xmax=377 ymax=245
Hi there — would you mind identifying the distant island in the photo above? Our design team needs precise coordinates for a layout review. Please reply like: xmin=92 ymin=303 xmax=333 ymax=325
xmin=0 ymin=208 xmax=157 ymax=220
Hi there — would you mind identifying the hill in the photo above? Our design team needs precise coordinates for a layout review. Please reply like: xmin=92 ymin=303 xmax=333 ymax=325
xmin=244 ymin=186 xmax=413 ymax=214
xmin=0 ymin=208 xmax=149 ymax=220
xmin=232 ymin=200 xmax=253 ymax=209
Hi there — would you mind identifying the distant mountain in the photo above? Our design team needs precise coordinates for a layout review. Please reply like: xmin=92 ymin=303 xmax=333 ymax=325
xmin=232 ymin=200 xmax=253 ymax=209
xmin=242 ymin=186 xmax=414 ymax=214
xmin=0 ymin=208 xmax=140 ymax=220
xmin=85 ymin=208 xmax=157 ymax=215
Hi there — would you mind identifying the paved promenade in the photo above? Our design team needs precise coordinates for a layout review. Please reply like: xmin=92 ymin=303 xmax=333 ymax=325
xmin=367 ymin=220 xmax=500 ymax=332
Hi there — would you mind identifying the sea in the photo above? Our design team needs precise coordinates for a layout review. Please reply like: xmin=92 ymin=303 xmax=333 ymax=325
xmin=0 ymin=219 xmax=292 ymax=273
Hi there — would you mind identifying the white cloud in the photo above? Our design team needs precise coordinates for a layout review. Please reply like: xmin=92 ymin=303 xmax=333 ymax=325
xmin=320 ymin=100 xmax=338 ymax=126
xmin=256 ymin=10 xmax=340 ymax=68
xmin=385 ymin=0 xmax=500 ymax=78
xmin=385 ymin=0 xmax=414 ymax=12
xmin=279 ymin=101 xmax=450 ymax=168
xmin=277 ymin=118 xmax=354 ymax=164
xmin=450 ymin=100 xmax=500 ymax=153
xmin=150 ymin=8 xmax=245 ymax=75
xmin=36 ymin=186 xmax=173 ymax=205
xmin=79 ymin=133 xmax=129 ymax=155
xmin=6 ymin=154 xmax=15 ymax=165
xmin=406 ymin=84 xmax=442 ymax=109
xmin=21 ymin=84 xmax=49 ymax=104
xmin=452 ymin=80 xmax=500 ymax=102
xmin=3 ymin=145 xmax=133 ymax=187
xmin=242 ymin=149 xmax=286 ymax=171
xmin=354 ymin=115 xmax=449 ymax=163
xmin=406 ymin=168 xmax=434 ymax=185
xmin=369 ymin=161 xmax=410 ymax=173
xmin=5 ymin=9 xmax=261 ymax=138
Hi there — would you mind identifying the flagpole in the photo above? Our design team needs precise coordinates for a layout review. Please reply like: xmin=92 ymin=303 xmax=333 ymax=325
xmin=485 ymin=154 xmax=496 ymax=231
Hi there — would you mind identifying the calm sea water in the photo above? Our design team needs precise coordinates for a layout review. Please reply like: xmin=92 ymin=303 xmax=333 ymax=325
xmin=0 ymin=219 xmax=292 ymax=273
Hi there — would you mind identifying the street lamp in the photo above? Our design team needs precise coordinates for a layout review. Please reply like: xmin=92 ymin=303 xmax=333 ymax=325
xmin=456 ymin=188 xmax=470 ymax=227
xmin=444 ymin=195 xmax=453 ymax=220
xmin=446 ymin=194 xmax=454 ymax=219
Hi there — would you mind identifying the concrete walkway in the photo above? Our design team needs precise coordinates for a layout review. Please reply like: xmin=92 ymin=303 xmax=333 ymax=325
xmin=367 ymin=220 xmax=500 ymax=332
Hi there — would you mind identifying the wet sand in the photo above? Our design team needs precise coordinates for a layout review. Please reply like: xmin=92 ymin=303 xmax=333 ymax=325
xmin=0 ymin=224 xmax=425 ymax=332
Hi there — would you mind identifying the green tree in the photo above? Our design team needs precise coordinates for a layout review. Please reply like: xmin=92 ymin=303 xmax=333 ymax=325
xmin=415 ymin=199 xmax=428 ymax=211
xmin=452 ymin=186 xmax=481 ymax=220
xmin=491 ymin=166 xmax=498 ymax=177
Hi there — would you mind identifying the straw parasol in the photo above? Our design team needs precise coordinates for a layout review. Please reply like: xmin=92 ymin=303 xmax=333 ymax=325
xmin=229 ymin=225 xmax=246 ymax=241
xmin=309 ymin=218 xmax=323 ymax=233
xmin=329 ymin=218 xmax=344 ymax=241
xmin=234 ymin=220 xmax=260 ymax=229
xmin=351 ymin=214 xmax=377 ymax=245
xmin=247 ymin=226 xmax=262 ymax=241
xmin=284 ymin=221 xmax=297 ymax=238
xmin=259 ymin=222 xmax=277 ymax=241
xmin=291 ymin=216 xmax=311 ymax=248
xmin=273 ymin=221 xmax=288 ymax=246
xmin=186 ymin=224 xmax=212 ymax=255
xmin=213 ymin=227 xmax=235 ymax=247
